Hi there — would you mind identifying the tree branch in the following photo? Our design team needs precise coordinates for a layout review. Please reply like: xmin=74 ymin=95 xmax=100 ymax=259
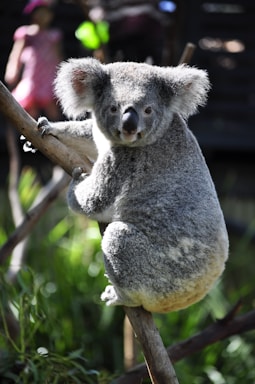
xmin=124 ymin=307 xmax=179 ymax=384
xmin=0 ymin=81 xmax=92 ymax=176
xmin=0 ymin=169 xmax=70 ymax=266
xmin=115 ymin=304 xmax=255 ymax=384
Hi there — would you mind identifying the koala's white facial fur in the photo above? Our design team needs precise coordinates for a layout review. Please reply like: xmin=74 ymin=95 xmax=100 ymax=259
xmin=50 ymin=57 xmax=228 ymax=313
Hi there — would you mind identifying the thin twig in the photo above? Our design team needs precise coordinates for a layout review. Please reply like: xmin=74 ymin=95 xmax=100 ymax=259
xmin=124 ymin=315 xmax=138 ymax=370
xmin=6 ymin=125 xmax=23 ymax=225
xmin=6 ymin=125 xmax=28 ymax=280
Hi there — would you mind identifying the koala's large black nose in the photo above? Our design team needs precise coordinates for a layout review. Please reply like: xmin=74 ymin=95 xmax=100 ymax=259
xmin=122 ymin=107 xmax=139 ymax=134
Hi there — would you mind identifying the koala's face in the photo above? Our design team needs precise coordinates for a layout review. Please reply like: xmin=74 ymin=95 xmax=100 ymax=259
xmin=93 ymin=63 xmax=169 ymax=147
xmin=54 ymin=58 xmax=210 ymax=147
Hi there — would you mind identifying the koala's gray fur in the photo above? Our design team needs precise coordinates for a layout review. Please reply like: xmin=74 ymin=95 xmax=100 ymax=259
xmin=39 ymin=57 xmax=229 ymax=313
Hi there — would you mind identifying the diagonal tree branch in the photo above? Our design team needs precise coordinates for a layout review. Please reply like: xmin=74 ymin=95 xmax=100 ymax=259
xmin=115 ymin=303 xmax=255 ymax=384
xmin=0 ymin=81 xmax=92 ymax=177
xmin=124 ymin=306 xmax=179 ymax=384
xmin=0 ymin=169 xmax=70 ymax=265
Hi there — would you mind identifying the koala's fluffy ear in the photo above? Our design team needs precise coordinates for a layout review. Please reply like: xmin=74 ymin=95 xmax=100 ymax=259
xmin=54 ymin=58 xmax=108 ymax=118
xmin=159 ymin=64 xmax=210 ymax=119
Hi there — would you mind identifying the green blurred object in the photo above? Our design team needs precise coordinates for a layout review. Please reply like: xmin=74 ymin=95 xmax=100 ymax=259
xmin=75 ymin=21 xmax=109 ymax=50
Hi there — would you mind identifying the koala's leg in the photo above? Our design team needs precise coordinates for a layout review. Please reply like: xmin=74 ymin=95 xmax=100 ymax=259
xmin=101 ymin=221 xmax=153 ymax=308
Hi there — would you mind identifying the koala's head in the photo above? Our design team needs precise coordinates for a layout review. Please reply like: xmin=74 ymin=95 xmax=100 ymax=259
xmin=54 ymin=58 xmax=210 ymax=146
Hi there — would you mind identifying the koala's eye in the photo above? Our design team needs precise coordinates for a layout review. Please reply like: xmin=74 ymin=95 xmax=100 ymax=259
xmin=144 ymin=106 xmax=153 ymax=115
xmin=110 ymin=105 xmax=118 ymax=113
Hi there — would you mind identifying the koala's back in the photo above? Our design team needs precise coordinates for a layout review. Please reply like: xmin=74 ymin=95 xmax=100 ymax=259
xmin=101 ymin=115 xmax=228 ymax=312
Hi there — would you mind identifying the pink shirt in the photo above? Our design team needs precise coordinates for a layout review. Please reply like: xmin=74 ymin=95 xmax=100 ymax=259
xmin=12 ymin=25 xmax=62 ymax=109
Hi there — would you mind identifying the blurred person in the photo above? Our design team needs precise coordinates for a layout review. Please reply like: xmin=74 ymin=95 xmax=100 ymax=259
xmin=4 ymin=0 xmax=62 ymax=120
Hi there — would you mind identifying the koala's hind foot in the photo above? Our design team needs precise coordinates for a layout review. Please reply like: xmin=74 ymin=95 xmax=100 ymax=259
xmin=101 ymin=285 xmax=120 ymax=306
xmin=101 ymin=285 xmax=139 ymax=308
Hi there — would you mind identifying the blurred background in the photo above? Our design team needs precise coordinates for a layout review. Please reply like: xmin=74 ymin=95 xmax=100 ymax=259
xmin=0 ymin=1 xmax=255 ymax=383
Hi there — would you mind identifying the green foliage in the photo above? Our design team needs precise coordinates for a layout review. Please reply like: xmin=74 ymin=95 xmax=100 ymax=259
xmin=1 ymin=167 xmax=255 ymax=383
xmin=0 ymin=168 xmax=119 ymax=382
xmin=17 ymin=167 xmax=41 ymax=210
xmin=0 ymin=268 xmax=101 ymax=383
xmin=153 ymin=284 xmax=255 ymax=383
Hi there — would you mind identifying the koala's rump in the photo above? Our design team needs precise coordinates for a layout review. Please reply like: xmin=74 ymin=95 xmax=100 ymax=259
xmin=102 ymin=219 xmax=227 ymax=313
xmin=138 ymin=239 xmax=226 ymax=313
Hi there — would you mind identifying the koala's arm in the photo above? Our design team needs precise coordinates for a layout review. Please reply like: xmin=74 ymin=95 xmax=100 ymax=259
xmin=37 ymin=117 xmax=97 ymax=163
xmin=67 ymin=151 xmax=125 ymax=222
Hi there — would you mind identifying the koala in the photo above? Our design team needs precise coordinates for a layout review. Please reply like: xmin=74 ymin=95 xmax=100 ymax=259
xmin=38 ymin=57 xmax=229 ymax=313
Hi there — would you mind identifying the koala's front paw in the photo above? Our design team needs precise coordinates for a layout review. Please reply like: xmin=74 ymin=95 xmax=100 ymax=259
xmin=72 ymin=167 xmax=85 ymax=180
xmin=37 ymin=116 xmax=52 ymax=137
xmin=101 ymin=285 xmax=123 ymax=306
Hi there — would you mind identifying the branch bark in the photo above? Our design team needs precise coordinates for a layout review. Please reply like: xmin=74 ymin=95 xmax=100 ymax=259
xmin=124 ymin=307 xmax=179 ymax=384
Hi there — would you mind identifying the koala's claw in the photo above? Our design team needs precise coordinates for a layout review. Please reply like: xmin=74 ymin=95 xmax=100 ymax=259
xmin=37 ymin=117 xmax=51 ymax=137
xmin=40 ymin=127 xmax=48 ymax=137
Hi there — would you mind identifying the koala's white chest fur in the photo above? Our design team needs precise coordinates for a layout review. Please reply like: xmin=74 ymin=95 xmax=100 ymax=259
xmin=92 ymin=121 xmax=111 ymax=157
